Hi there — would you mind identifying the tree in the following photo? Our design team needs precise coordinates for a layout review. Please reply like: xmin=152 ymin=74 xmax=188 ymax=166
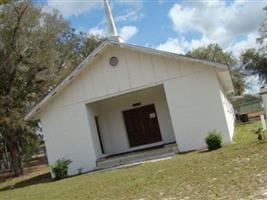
xmin=0 ymin=0 xmax=9 ymax=5
xmin=258 ymin=6 xmax=267 ymax=56
xmin=240 ymin=7 xmax=267 ymax=84
xmin=0 ymin=0 xmax=101 ymax=176
xmin=187 ymin=44 xmax=245 ymax=95
xmin=241 ymin=49 xmax=267 ymax=83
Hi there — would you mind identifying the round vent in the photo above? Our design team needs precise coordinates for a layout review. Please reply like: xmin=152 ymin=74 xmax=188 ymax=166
xmin=109 ymin=56 xmax=119 ymax=67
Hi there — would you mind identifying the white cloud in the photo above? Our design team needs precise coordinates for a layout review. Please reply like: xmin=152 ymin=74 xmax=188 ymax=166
xmin=169 ymin=0 xmax=266 ymax=41
xmin=47 ymin=0 xmax=143 ymax=18
xmin=88 ymin=27 xmax=106 ymax=37
xmin=47 ymin=0 xmax=100 ymax=17
xmin=157 ymin=36 xmax=212 ymax=54
xmin=157 ymin=33 xmax=259 ymax=58
xmin=119 ymin=26 xmax=138 ymax=41
xmin=115 ymin=8 xmax=143 ymax=22
xmin=158 ymin=0 xmax=266 ymax=57
xmin=169 ymin=4 xmax=196 ymax=33
xmin=227 ymin=32 xmax=259 ymax=58
xmin=88 ymin=25 xmax=138 ymax=42
xmin=157 ymin=37 xmax=189 ymax=55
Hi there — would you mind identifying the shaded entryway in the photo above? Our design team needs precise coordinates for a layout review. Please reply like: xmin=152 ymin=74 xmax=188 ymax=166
xmin=86 ymin=85 xmax=176 ymax=160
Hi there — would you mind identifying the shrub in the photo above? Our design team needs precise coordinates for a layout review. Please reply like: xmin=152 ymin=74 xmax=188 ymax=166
xmin=254 ymin=128 xmax=266 ymax=141
xmin=78 ymin=168 xmax=83 ymax=175
xmin=205 ymin=131 xmax=222 ymax=151
xmin=50 ymin=158 xmax=71 ymax=180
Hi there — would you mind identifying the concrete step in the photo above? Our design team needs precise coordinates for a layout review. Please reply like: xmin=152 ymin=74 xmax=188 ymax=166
xmin=96 ymin=144 xmax=178 ymax=169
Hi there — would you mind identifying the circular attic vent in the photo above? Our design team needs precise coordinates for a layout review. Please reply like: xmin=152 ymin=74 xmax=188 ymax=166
xmin=109 ymin=56 xmax=119 ymax=67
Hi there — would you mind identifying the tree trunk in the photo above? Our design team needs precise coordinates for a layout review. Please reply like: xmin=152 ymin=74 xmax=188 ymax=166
xmin=7 ymin=137 xmax=23 ymax=176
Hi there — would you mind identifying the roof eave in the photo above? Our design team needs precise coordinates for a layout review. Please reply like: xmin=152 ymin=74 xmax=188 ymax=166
xmin=24 ymin=40 xmax=111 ymax=121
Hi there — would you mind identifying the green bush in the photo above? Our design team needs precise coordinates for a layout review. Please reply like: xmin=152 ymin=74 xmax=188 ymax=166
xmin=50 ymin=158 xmax=71 ymax=180
xmin=254 ymin=128 xmax=266 ymax=141
xmin=205 ymin=131 xmax=222 ymax=151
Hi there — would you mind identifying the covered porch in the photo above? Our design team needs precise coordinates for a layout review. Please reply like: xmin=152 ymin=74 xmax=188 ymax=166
xmin=86 ymin=85 xmax=177 ymax=167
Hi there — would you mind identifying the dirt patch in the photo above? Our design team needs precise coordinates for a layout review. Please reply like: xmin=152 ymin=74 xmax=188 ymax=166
xmin=0 ymin=164 xmax=49 ymax=184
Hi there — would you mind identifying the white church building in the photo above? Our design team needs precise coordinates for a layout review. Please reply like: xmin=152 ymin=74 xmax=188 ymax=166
xmin=26 ymin=0 xmax=235 ymax=175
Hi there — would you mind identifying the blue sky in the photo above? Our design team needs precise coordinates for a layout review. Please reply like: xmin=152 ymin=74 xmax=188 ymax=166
xmin=40 ymin=0 xmax=267 ymax=58
xmin=39 ymin=0 xmax=267 ymax=92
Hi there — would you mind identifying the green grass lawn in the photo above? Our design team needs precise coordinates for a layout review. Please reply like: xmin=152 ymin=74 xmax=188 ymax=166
xmin=1 ymin=121 xmax=267 ymax=200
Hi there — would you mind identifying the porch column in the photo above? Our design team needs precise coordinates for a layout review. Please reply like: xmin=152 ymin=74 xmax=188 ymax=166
xmin=41 ymin=103 xmax=98 ymax=176
xmin=163 ymin=70 xmax=232 ymax=152
xmin=260 ymin=87 xmax=267 ymax=117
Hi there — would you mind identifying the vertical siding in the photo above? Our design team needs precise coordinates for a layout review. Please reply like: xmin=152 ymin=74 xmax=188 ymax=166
xmin=92 ymin=58 xmax=108 ymax=97
xmin=139 ymin=52 xmax=156 ymax=84
xmin=50 ymin=46 xmax=206 ymax=109
xmin=152 ymin=55 xmax=168 ymax=82
xmin=102 ymin=48 xmax=120 ymax=94
xmin=113 ymin=48 xmax=131 ymax=91
xmin=125 ymin=49 xmax=144 ymax=88
xmin=81 ymin=68 xmax=96 ymax=103
xmin=165 ymin=58 xmax=181 ymax=79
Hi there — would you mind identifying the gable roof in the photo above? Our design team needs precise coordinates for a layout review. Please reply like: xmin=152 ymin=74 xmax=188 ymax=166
xmin=25 ymin=40 xmax=232 ymax=121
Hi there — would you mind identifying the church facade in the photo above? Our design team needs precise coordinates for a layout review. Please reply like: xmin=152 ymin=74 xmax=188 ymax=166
xmin=26 ymin=40 xmax=235 ymax=175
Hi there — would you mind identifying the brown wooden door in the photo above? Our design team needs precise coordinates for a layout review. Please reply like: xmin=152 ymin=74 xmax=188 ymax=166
xmin=123 ymin=104 xmax=162 ymax=147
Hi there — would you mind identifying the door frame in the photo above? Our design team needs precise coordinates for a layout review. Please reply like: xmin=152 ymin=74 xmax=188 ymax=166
xmin=95 ymin=116 xmax=105 ymax=154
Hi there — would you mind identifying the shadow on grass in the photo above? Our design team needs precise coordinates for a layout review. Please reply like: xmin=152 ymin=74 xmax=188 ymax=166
xmin=198 ymin=147 xmax=223 ymax=153
xmin=178 ymin=150 xmax=197 ymax=155
xmin=0 ymin=172 xmax=52 ymax=192
xmin=177 ymin=147 xmax=224 ymax=154
xmin=198 ymin=149 xmax=210 ymax=153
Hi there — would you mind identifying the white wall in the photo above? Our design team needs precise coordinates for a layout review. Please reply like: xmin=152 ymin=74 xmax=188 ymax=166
xmin=260 ymin=88 xmax=267 ymax=115
xmin=219 ymin=88 xmax=235 ymax=139
xmin=41 ymin=103 xmax=97 ymax=176
xmin=48 ymin=46 xmax=210 ymax=110
xmin=164 ymin=69 xmax=234 ymax=152
xmin=88 ymin=85 xmax=176 ymax=157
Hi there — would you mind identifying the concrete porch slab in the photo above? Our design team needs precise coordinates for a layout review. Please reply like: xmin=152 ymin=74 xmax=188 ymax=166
xmin=96 ymin=143 xmax=178 ymax=170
